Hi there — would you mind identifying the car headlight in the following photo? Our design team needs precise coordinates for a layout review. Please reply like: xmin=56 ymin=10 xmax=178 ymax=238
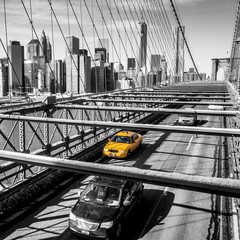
xmin=103 ymin=149 xmax=108 ymax=152
xmin=119 ymin=150 xmax=126 ymax=153
xmin=69 ymin=211 xmax=76 ymax=221
xmin=100 ymin=220 xmax=113 ymax=229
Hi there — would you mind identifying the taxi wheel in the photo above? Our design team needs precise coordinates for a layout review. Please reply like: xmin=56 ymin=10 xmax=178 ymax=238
xmin=127 ymin=150 xmax=131 ymax=158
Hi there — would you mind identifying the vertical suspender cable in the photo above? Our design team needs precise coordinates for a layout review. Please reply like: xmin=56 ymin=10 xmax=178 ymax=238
xmin=50 ymin=0 xmax=56 ymax=93
xmin=91 ymin=0 xmax=97 ymax=94
xmin=3 ymin=0 xmax=11 ymax=100
xmin=67 ymin=0 xmax=72 ymax=92
xmin=80 ymin=0 xmax=84 ymax=50
xmin=29 ymin=0 xmax=34 ymax=94
xmin=169 ymin=0 xmax=201 ymax=80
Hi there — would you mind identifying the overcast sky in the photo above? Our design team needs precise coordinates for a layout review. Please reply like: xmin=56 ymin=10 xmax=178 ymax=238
xmin=0 ymin=0 xmax=238 ymax=77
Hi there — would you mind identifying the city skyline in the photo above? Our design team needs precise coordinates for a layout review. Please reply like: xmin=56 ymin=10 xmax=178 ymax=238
xmin=0 ymin=0 xmax=237 ymax=77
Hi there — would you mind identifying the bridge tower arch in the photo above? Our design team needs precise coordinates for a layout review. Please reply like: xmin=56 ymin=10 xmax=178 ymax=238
xmin=211 ymin=58 xmax=230 ymax=81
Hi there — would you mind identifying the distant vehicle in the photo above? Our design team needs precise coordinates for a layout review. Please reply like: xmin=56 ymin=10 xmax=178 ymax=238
xmin=69 ymin=176 xmax=143 ymax=239
xmin=178 ymin=108 xmax=197 ymax=126
xmin=208 ymin=105 xmax=225 ymax=110
xmin=103 ymin=131 xmax=142 ymax=158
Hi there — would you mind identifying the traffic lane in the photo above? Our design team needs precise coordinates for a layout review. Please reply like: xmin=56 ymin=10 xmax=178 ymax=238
xmin=141 ymin=188 xmax=217 ymax=240
xmin=0 ymin=129 xmax=170 ymax=240
xmin=60 ymin=186 xmax=173 ymax=240
xmin=139 ymin=116 xmax=221 ymax=239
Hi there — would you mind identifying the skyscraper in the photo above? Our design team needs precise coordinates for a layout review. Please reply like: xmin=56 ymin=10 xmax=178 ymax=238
xmin=150 ymin=55 xmax=161 ymax=72
xmin=98 ymin=39 xmax=109 ymax=63
xmin=40 ymin=30 xmax=47 ymax=60
xmin=65 ymin=36 xmax=79 ymax=57
xmin=127 ymin=58 xmax=136 ymax=70
xmin=8 ymin=41 xmax=25 ymax=94
xmin=137 ymin=21 xmax=147 ymax=74
xmin=26 ymin=39 xmax=41 ymax=60
xmin=95 ymin=48 xmax=107 ymax=62
xmin=173 ymin=26 xmax=185 ymax=82
xmin=65 ymin=36 xmax=91 ymax=94
xmin=0 ymin=58 xmax=8 ymax=97
xmin=46 ymin=36 xmax=52 ymax=63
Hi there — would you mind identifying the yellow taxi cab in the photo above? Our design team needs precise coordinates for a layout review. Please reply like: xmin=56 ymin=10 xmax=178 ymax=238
xmin=103 ymin=131 xmax=142 ymax=158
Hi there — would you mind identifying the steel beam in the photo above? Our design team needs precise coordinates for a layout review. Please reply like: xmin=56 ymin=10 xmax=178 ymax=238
xmin=0 ymin=114 xmax=240 ymax=137
xmin=0 ymin=150 xmax=239 ymax=198
xmin=125 ymin=91 xmax=230 ymax=96
xmin=108 ymin=94 xmax=231 ymax=100
xmin=80 ymin=98 xmax=233 ymax=106
xmin=56 ymin=104 xmax=238 ymax=116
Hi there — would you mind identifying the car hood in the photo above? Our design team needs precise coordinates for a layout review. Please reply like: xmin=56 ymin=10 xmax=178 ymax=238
xmin=105 ymin=142 xmax=128 ymax=150
xmin=72 ymin=201 xmax=119 ymax=222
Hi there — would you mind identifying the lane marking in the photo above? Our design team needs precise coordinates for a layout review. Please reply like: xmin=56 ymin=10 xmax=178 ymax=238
xmin=186 ymin=136 xmax=194 ymax=151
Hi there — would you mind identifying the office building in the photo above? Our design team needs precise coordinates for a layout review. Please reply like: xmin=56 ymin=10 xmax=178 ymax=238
xmin=46 ymin=59 xmax=66 ymax=94
xmin=95 ymin=48 xmax=107 ymax=63
xmin=40 ymin=30 xmax=52 ymax=63
xmin=98 ymin=39 xmax=109 ymax=63
xmin=173 ymin=26 xmax=185 ymax=82
xmin=26 ymin=39 xmax=41 ymax=60
xmin=66 ymin=54 xmax=79 ymax=94
xmin=0 ymin=58 xmax=8 ymax=97
xmin=137 ymin=21 xmax=147 ymax=74
xmin=79 ymin=55 xmax=91 ymax=93
xmin=160 ymin=56 xmax=168 ymax=84
xmin=105 ymin=63 xmax=115 ymax=91
xmin=91 ymin=59 xmax=104 ymax=93
xmin=8 ymin=41 xmax=25 ymax=94
xmin=65 ymin=36 xmax=79 ymax=57
xmin=66 ymin=38 xmax=91 ymax=94
xmin=150 ymin=55 xmax=161 ymax=72
xmin=127 ymin=58 xmax=136 ymax=70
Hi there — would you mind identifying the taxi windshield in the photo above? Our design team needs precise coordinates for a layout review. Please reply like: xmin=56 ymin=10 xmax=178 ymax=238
xmin=111 ymin=136 xmax=130 ymax=144
xmin=80 ymin=183 xmax=121 ymax=207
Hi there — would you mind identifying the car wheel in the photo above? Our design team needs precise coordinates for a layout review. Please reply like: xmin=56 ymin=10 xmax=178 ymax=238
xmin=127 ymin=150 xmax=131 ymax=158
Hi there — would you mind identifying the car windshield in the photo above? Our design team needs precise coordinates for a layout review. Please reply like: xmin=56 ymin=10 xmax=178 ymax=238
xmin=179 ymin=114 xmax=194 ymax=117
xmin=80 ymin=183 xmax=121 ymax=207
xmin=111 ymin=135 xmax=130 ymax=144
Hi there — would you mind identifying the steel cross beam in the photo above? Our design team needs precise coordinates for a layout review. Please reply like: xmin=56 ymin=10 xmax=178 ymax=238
xmin=0 ymin=150 xmax=239 ymax=198
xmin=56 ymin=104 xmax=238 ymax=116
xmin=108 ymin=94 xmax=231 ymax=100
xmin=125 ymin=91 xmax=230 ymax=96
xmin=80 ymin=98 xmax=233 ymax=106
xmin=0 ymin=114 xmax=239 ymax=137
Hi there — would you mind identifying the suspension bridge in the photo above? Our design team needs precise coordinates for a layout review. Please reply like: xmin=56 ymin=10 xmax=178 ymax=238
xmin=0 ymin=0 xmax=240 ymax=239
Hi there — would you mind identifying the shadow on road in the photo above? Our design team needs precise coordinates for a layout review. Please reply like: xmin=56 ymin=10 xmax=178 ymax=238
xmin=119 ymin=189 xmax=175 ymax=240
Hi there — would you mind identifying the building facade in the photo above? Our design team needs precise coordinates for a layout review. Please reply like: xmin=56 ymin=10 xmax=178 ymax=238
xmin=173 ymin=26 xmax=185 ymax=83
xmin=8 ymin=41 xmax=25 ymax=94
xmin=0 ymin=58 xmax=8 ymax=97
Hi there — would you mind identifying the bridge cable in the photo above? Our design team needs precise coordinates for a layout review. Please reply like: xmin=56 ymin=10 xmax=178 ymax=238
xmin=119 ymin=0 xmax=148 ymax=76
xmin=47 ymin=0 xmax=87 ymax=92
xmin=3 ymin=0 xmax=11 ymax=101
xmin=131 ymin=0 xmax=156 ymax=75
xmin=21 ymin=0 xmax=58 ymax=93
xmin=50 ymin=0 xmax=57 ymax=94
xmin=169 ymin=0 xmax=202 ymax=80
xmin=151 ymin=0 xmax=175 ymax=72
xmin=143 ymin=0 xmax=174 ymax=73
xmin=134 ymin=0 xmax=164 ymax=74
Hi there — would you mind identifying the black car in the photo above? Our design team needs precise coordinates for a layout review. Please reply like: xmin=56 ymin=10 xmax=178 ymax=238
xmin=69 ymin=176 xmax=143 ymax=239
